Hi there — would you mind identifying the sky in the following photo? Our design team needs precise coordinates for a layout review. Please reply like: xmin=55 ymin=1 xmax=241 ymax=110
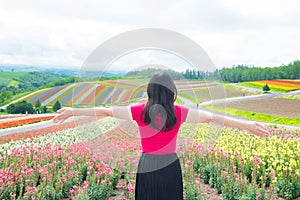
xmin=0 ymin=0 xmax=300 ymax=72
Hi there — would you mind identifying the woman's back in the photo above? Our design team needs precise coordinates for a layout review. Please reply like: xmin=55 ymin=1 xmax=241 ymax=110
xmin=131 ymin=103 xmax=188 ymax=154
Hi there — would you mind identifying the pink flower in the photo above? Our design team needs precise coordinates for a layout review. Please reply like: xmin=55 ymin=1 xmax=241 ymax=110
xmin=257 ymin=193 xmax=262 ymax=199
xmin=26 ymin=169 xmax=34 ymax=176
xmin=233 ymin=173 xmax=239 ymax=180
xmin=68 ymin=172 xmax=73 ymax=179
xmin=221 ymin=171 xmax=228 ymax=176
xmin=61 ymin=175 xmax=67 ymax=183
xmin=72 ymin=185 xmax=78 ymax=191
xmin=232 ymin=165 xmax=236 ymax=172
xmin=69 ymin=189 xmax=74 ymax=195
xmin=253 ymin=156 xmax=261 ymax=165
xmin=127 ymin=185 xmax=135 ymax=192
xmin=83 ymin=181 xmax=89 ymax=190
xmin=185 ymin=160 xmax=192 ymax=165
xmin=237 ymin=155 xmax=245 ymax=162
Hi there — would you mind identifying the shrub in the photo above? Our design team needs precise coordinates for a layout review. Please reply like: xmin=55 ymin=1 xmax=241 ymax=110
xmin=184 ymin=185 xmax=202 ymax=200
xmin=275 ymin=177 xmax=300 ymax=199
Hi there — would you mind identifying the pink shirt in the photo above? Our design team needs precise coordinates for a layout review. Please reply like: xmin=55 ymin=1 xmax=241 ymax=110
xmin=130 ymin=103 xmax=188 ymax=155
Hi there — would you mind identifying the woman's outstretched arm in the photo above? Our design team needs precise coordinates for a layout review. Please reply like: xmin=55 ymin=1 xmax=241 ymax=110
xmin=52 ymin=106 xmax=132 ymax=124
xmin=185 ymin=108 xmax=270 ymax=138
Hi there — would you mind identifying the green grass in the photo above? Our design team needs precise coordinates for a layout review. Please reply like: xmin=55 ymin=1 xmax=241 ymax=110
xmin=0 ymin=91 xmax=34 ymax=107
xmin=0 ymin=112 xmax=8 ymax=115
xmin=0 ymin=71 xmax=28 ymax=78
xmin=276 ymin=95 xmax=300 ymax=101
xmin=204 ymin=105 xmax=300 ymax=126
xmin=7 ymin=80 xmax=19 ymax=87
xmin=175 ymin=97 xmax=184 ymax=105
xmin=0 ymin=71 xmax=28 ymax=85
xmin=224 ymin=84 xmax=260 ymax=94
xmin=0 ymin=77 xmax=9 ymax=84
xmin=178 ymin=93 xmax=201 ymax=104
xmin=121 ymin=77 xmax=150 ymax=83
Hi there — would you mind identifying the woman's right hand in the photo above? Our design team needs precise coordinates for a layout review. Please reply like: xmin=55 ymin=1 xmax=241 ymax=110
xmin=246 ymin=121 xmax=270 ymax=138
xmin=53 ymin=107 xmax=74 ymax=124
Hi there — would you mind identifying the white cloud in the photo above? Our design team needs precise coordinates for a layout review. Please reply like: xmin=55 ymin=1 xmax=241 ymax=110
xmin=0 ymin=0 xmax=299 ymax=69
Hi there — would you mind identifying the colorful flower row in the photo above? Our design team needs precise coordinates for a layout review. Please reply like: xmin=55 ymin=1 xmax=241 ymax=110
xmin=246 ymin=79 xmax=300 ymax=91
xmin=0 ymin=116 xmax=54 ymax=129
xmin=0 ymin=117 xmax=120 ymax=153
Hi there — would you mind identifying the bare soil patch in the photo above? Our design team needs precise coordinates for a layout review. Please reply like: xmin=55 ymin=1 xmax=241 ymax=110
xmin=222 ymin=98 xmax=300 ymax=118
xmin=180 ymin=86 xmax=256 ymax=103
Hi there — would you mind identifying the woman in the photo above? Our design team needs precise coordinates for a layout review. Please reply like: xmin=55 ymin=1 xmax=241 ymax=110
xmin=53 ymin=72 xmax=270 ymax=200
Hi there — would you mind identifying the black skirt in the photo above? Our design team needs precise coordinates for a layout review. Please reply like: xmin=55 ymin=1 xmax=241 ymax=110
xmin=135 ymin=152 xmax=183 ymax=200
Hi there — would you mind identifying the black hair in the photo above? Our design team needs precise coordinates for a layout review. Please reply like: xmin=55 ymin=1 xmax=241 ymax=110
xmin=142 ymin=71 xmax=177 ymax=131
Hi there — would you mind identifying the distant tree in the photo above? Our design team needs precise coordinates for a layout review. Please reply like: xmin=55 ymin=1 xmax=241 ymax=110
xmin=52 ymin=101 xmax=61 ymax=112
xmin=15 ymin=100 xmax=34 ymax=114
xmin=35 ymin=100 xmax=41 ymax=109
xmin=42 ymin=105 xmax=47 ymax=113
xmin=263 ymin=84 xmax=270 ymax=93
xmin=6 ymin=103 xmax=16 ymax=114
xmin=7 ymin=101 xmax=34 ymax=114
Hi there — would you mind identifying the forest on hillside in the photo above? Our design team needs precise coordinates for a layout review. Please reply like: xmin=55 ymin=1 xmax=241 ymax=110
xmin=0 ymin=72 xmax=67 ymax=105
xmin=218 ymin=60 xmax=300 ymax=83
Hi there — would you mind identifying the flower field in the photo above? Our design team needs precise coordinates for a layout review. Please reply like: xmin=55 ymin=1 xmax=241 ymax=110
xmin=23 ymin=82 xmax=147 ymax=107
xmin=22 ymin=80 xmax=217 ymax=107
xmin=240 ymin=79 xmax=300 ymax=92
xmin=0 ymin=117 xmax=299 ymax=199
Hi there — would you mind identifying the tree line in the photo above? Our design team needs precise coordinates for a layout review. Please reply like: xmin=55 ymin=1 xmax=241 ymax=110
xmin=124 ymin=68 xmax=184 ymax=80
xmin=5 ymin=100 xmax=62 ymax=114
xmin=123 ymin=61 xmax=300 ymax=82
xmin=181 ymin=69 xmax=218 ymax=80
xmin=218 ymin=60 xmax=300 ymax=83
xmin=181 ymin=60 xmax=300 ymax=82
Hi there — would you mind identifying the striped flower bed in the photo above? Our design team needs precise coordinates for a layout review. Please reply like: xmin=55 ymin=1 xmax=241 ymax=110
xmin=25 ymin=82 xmax=147 ymax=106
xmin=24 ymin=80 xmax=216 ymax=107
xmin=244 ymin=79 xmax=300 ymax=92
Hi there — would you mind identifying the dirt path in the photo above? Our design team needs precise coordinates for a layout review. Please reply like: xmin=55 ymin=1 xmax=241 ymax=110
xmin=109 ymin=177 xmax=223 ymax=200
